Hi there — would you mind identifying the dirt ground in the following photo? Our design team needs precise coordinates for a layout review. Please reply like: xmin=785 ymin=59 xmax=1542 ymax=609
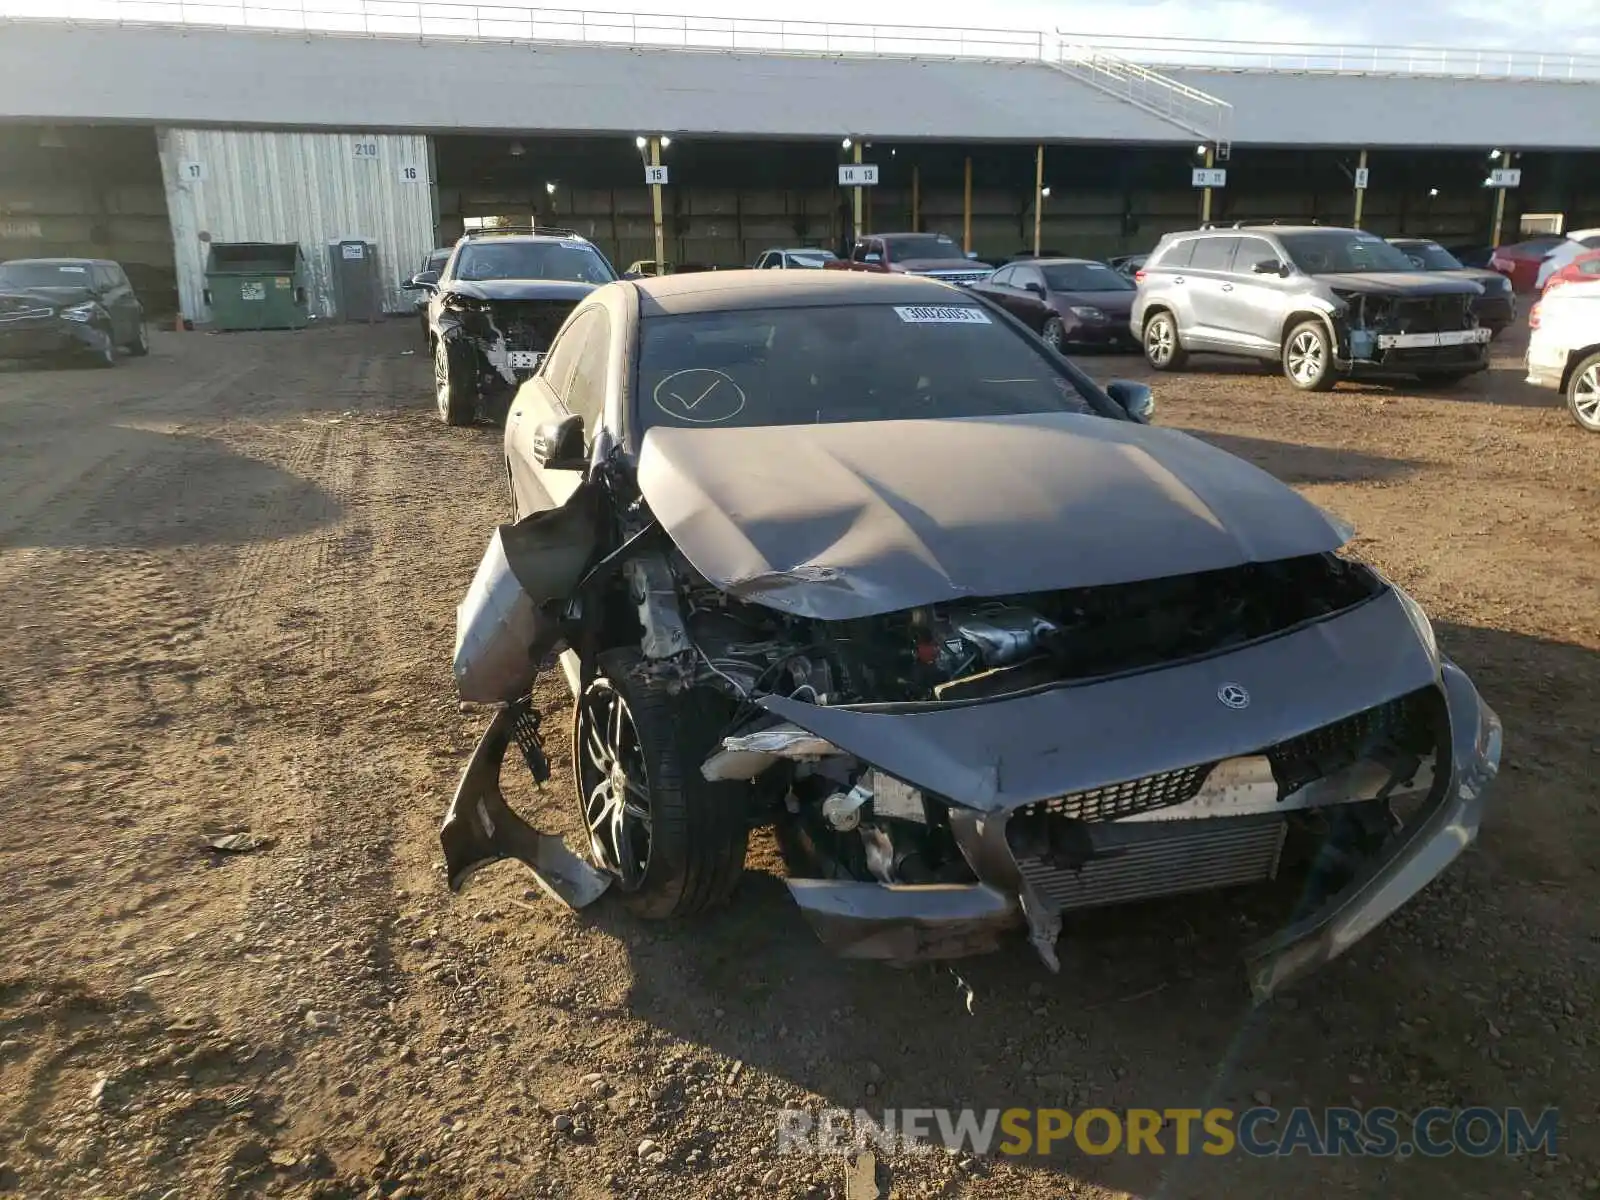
xmin=0 ymin=319 xmax=1596 ymax=1200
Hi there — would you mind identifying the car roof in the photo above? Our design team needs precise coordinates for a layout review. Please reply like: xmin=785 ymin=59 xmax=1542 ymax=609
xmin=2 ymin=257 xmax=111 ymax=266
xmin=1387 ymin=237 xmax=1436 ymax=245
xmin=633 ymin=270 xmax=972 ymax=316
xmin=767 ymin=247 xmax=833 ymax=254
xmin=1019 ymin=257 xmax=1108 ymax=267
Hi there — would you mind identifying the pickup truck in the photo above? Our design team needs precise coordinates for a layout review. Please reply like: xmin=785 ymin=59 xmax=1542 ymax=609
xmin=826 ymin=233 xmax=995 ymax=286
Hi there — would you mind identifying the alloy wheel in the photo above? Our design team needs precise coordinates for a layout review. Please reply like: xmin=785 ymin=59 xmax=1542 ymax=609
xmin=1043 ymin=319 xmax=1065 ymax=351
xmin=1287 ymin=330 xmax=1324 ymax=386
xmin=1574 ymin=364 xmax=1600 ymax=430
xmin=1146 ymin=319 xmax=1173 ymax=366
xmin=577 ymin=681 xmax=653 ymax=890
xmin=433 ymin=340 xmax=451 ymax=419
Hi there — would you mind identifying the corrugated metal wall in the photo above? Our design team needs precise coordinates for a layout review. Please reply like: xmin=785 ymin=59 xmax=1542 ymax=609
xmin=158 ymin=128 xmax=435 ymax=322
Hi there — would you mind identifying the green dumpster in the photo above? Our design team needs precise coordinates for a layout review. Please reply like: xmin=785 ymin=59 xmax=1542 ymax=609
xmin=203 ymin=242 xmax=310 ymax=331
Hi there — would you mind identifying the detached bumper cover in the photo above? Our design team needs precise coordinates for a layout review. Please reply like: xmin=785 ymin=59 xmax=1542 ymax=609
xmin=439 ymin=701 xmax=611 ymax=909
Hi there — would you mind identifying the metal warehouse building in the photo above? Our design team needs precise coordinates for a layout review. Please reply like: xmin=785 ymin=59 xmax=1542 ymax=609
xmin=3 ymin=11 xmax=1598 ymax=324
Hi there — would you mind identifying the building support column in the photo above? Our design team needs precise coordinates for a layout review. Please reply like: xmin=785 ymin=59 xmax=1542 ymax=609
xmin=963 ymin=155 xmax=973 ymax=253
xmin=1353 ymin=149 xmax=1369 ymax=229
xmin=1033 ymin=144 xmax=1045 ymax=257
xmin=649 ymin=136 xmax=665 ymax=271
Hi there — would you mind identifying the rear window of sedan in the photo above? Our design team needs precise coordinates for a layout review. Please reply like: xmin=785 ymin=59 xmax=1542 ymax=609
xmin=636 ymin=303 xmax=1105 ymax=431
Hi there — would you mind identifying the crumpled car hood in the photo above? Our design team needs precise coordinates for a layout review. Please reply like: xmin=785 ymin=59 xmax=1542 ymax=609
xmin=636 ymin=412 xmax=1351 ymax=620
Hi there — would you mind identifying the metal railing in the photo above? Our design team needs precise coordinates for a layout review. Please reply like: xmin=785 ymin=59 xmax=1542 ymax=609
xmin=1053 ymin=41 xmax=1233 ymax=143
xmin=4 ymin=1 xmax=1597 ymax=82
xmin=0 ymin=0 xmax=1047 ymax=58
xmin=1053 ymin=30 xmax=1600 ymax=82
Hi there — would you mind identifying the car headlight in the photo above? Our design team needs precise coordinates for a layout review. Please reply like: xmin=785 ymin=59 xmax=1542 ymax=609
xmin=59 ymin=302 xmax=97 ymax=323
xmin=1069 ymin=305 xmax=1106 ymax=320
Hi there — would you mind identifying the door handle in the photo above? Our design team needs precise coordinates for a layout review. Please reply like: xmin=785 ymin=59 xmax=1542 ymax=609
xmin=1221 ymin=283 xmax=1234 ymax=292
xmin=1173 ymin=276 xmax=1186 ymax=285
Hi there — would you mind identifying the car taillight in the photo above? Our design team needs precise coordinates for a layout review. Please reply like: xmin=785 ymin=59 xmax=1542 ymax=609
xmin=1528 ymin=302 xmax=1541 ymax=330
xmin=1134 ymin=269 xmax=1147 ymax=283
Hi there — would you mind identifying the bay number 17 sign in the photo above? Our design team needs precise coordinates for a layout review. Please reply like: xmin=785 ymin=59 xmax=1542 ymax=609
xmin=839 ymin=164 xmax=880 ymax=186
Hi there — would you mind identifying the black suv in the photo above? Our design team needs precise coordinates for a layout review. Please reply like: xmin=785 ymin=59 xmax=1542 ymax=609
xmin=1131 ymin=226 xmax=1490 ymax=391
xmin=0 ymin=258 xmax=149 ymax=367
xmin=406 ymin=229 xmax=618 ymax=425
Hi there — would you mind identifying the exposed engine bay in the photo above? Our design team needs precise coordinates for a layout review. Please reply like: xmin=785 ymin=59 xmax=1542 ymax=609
xmin=646 ymin=549 xmax=1383 ymax=706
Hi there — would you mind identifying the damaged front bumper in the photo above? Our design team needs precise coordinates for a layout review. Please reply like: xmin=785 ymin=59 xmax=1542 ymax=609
xmin=767 ymin=592 xmax=1501 ymax=1000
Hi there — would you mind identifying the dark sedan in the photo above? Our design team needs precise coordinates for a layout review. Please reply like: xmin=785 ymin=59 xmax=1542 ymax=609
xmin=970 ymin=258 xmax=1138 ymax=351
xmin=0 ymin=258 xmax=148 ymax=366
xmin=1388 ymin=238 xmax=1517 ymax=337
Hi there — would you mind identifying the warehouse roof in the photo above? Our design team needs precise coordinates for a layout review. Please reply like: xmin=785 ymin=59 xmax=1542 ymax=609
xmin=1167 ymin=69 xmax=1600 ymax=150
xmin=1 ymin=20 xmax=1599 ymax=150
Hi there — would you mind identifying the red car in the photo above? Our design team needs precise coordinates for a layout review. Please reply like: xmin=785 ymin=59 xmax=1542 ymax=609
xmin=1541 ymin=248 xmax=1600 ymax=294
xmin=1488 ymin=236 xmax=1567 ymax=292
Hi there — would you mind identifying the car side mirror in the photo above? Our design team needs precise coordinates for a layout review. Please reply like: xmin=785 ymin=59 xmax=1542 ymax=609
xmin=531 ymin=414 xmax=587 ymax=470
xmin=1024 ymin=281 xmax=1046 ymax=296
xmin=1252 ymin=259 xmax=1287 ymax=276
xmin=1105 ymin=379 xmax=1155 ymax=424
xmin=404 ymin=269 xmax=440 ymax=290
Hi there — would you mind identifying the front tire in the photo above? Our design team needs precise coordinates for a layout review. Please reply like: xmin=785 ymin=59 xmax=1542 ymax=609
xmin=1143 ymin=311 xmax=1188 ymax=371
xmin=1567 ymin=351 xmax=1600 ymax=432
xmin=1041 ymin=316 xmax=1066 ymax=352
xmin=434 ymin=336 xmax=474 ymax=426
xmin=573 ymin=648 xmax=748 ymax=919
xmin=1283 ymin=320 xmax=1337 ymax=391
xmin=87 ymin=324 xmax=117 ymax=369
xmin=124 ymin=320 xmax=150 ymax=357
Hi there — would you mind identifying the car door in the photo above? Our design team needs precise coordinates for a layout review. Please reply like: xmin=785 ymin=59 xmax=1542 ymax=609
xmin=1007 ymin=265 xmax=1053 ymax=330
xmin=1182 ymin=236 xmax=1239 ymax=345
xmin=1212 ymin=235 xmax=1292 ymax=352
xmin=92 ymin=265 xmax=128 ymax=342
xmin=972 ymin=265 xmax=1017 ymax=313
xmin=506 ymin=305 xmax=609 ymax=518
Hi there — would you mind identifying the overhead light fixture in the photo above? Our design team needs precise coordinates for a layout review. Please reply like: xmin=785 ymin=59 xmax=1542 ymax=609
xmin=545 ymin=181 xmax=556 ymax=195
xmin=842 ymin=137 xmax=852 ymax=149
xmin=1429 ymin=187 xmax=1439 ymax=197
xmin=660 ymin=136 xmax=672 ymax=148
xmin=1041 ymin=185 xmax=1052 ymax=198
xmin=635 ymin=135 xmax=647 ymax=149
xmin=509 ymin=141 xmax=525 ymax=157
xmin=1488 ymin=148 xmax=1503 ymax=159
xmin=890 ymin=148 xmax=897 ymax=156
xmin=1195 ymin=143 xmax=1208 ymax=156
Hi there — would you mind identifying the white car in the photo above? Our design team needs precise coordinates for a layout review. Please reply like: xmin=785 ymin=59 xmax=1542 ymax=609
xmin=1535 ymin=228 xmax=1600 ymax=290
xmin=1526 ymin=281 xmax=1600 ymax=431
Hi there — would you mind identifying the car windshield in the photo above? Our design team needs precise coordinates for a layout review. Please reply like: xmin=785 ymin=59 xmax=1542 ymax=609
xmin=1396 ymin=242 xmax=1463 ymax=270
xmin=1041 ymin=262 xmax=1133 ymax=292
xmin=884 ymin=235 xmax=966 ymax=261
xmin=453 ymin=241 xmax=616 ymax=284
xmin=785 ymin=250 xmax=835 ymax=267
xmin=636 ymin=302 xmax=1107 ymax=432
xmin=0 ymin=261 xmax=94 ymax=288
xmin=1279 ymin=232 xmax=1417 ymax=274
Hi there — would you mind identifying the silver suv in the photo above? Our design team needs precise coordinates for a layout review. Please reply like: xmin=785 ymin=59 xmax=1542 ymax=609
xmin=1130 ymin=226 xmax=1491 ymax=391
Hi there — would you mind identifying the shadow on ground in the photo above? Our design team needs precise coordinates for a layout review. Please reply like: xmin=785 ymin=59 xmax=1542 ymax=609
xmin=0 ymin=424 xmax=343 ymax=550
xmin=584 ymin=622 xmax=1597 ymax=1199
xmin=1179 ymin=428 xmax=1423 ymax=484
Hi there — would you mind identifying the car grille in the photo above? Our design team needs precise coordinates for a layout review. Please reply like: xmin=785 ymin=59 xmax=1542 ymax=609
xmin=1388 ymin=296 xmax=1474 ymax=334
xmin=0 ymin=296 xmax=52 ymax=322
xmin=488 ymin=300 xmax=577 ymax=351
xmin=1267 ymin=694 xmax=1418 ymax=795
xmin=1015 ymin=813 xmax=1286 ymax=913
xmin=1023 ymin=762 xmax=1215 ymax=823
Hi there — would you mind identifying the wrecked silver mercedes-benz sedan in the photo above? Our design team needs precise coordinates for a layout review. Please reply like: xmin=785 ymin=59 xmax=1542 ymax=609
xmin=442 ymin=271 xmax=1501 ymax=1001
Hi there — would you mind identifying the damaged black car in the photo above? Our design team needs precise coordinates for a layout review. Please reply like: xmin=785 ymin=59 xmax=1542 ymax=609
xmin=408 ymin=228 xmax=617 ymax=426
xmin=443 ymin=271 xmax=1501 ymax=1001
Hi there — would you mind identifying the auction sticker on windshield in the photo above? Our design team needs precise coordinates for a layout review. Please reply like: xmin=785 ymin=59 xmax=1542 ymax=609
xmin=894 ymin=306 xmax=992 ymax=324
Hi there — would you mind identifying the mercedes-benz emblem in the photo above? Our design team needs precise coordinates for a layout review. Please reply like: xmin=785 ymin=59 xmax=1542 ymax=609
xmin=1217 ymin=683 xmax=1251 ymax=710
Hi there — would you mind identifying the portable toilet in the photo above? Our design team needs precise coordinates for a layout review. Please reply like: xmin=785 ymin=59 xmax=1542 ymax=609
xmin=327 ymin=238 xmax=383 ymax=323
xmin=203 ymin=242 xmax=309 ymax=331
